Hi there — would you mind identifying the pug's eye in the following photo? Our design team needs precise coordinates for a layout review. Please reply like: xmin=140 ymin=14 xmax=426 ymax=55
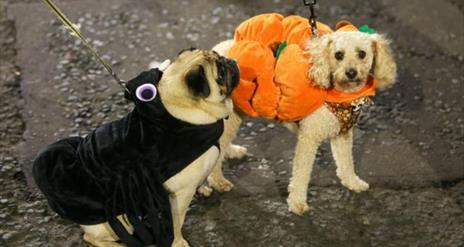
xmin=217 ymin=66 xmax=226 ymax=83
xmin=135 ymin=83 xmax=157 ymax=102
xmin=358 ymin=50 xmax=366 ymax=59
xmin=335 ymin=51 xmax=344 ymax=61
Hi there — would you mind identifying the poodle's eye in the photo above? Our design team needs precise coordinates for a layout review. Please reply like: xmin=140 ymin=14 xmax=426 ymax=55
xmin=335 ymin=51 xmax=344 ymax=61
xmin=358 ymin=50 xmax=366 ymax=59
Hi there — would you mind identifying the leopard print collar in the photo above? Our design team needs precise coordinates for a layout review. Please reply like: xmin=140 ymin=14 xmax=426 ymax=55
xmin=326 ymin=97 xmax=374 ymax=135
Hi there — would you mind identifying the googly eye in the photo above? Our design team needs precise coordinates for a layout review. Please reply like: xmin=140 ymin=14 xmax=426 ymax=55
xmin=135 ymin=83 xmax=157 ymax=102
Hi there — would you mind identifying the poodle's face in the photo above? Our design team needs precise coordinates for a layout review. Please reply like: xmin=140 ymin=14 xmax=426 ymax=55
xmin=308 ymin=31 xmax=397 ymax=92
xmin=327 ymin=32 xmax=375 ymax=92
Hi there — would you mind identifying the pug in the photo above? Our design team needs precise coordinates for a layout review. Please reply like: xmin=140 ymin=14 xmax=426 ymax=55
xmin=33 ymin=49 xmax=239 ymax=247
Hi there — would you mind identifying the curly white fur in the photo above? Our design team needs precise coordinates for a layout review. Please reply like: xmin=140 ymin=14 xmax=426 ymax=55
xmin=208 ymin=31 xmax=396 ymax=216
xmin=309 ymin=31 xmax=396 ymax=91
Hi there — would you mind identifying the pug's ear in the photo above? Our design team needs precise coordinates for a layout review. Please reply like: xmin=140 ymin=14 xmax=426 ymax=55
xmin=178 ymin=47 xmax=197 ymax=56
xmin=186 ymin=65 xmax=211 ymax=98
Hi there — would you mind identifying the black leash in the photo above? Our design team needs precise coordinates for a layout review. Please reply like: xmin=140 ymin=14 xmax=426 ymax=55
xmin=302 ymin=0 xmax=319 ymax=38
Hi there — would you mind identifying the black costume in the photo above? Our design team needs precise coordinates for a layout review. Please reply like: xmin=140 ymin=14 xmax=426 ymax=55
xmin=33 ymin=69 xmax=224 ymax=247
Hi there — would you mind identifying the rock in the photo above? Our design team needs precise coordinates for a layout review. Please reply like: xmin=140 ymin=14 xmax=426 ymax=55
xmin=2 ymin=231 xmax=16 ymax=240
xmin=3 ymin=157 xmax=14 ymax=162
xmin=166 ymin=32 xmax=175 ymax=40
xmin=5 ymin=0 xmax=464 ymax=246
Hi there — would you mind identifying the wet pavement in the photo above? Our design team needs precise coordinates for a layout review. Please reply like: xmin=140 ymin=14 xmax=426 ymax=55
xmin=0 ymin=0 xmax=463 ymax=246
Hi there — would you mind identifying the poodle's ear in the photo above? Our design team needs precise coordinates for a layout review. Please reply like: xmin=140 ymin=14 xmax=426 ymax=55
xmin=307 ymin=35 xmax=332 ymax=88
xmin=371 ymin=34 xmax=397 ymax=89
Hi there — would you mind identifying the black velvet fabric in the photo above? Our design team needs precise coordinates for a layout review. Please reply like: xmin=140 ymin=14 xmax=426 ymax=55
xmin=33 ymin=69 xmax=224 ymax=247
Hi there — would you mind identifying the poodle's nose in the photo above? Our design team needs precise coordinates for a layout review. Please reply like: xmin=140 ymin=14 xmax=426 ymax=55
xmin=345 ymin=69 xmax=358 ymax=80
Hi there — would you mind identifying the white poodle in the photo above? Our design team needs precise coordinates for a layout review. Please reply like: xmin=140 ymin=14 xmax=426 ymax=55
xmin=205 ymin=28 xmax=397 ymax=216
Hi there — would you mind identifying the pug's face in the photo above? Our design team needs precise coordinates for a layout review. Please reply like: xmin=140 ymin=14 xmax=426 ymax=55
xmin=157 ymin=48 xmax=240 ymax=125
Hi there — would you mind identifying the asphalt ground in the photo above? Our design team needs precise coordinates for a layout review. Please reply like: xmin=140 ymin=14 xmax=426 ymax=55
xmin=0 ymin=0 xmax=463 ymax=246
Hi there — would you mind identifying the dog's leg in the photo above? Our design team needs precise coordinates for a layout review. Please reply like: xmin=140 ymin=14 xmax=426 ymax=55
xmin=165 ymin=147 xmax=219 ymax=247
xmin=204 ymin=111 xmax=244 ymax=194
xmin=330 ymin=128 xmax=369 ymax=192
xmin=287 ymin=107 xmax=339 ymax=215
xmin=287 ymin=129 xmax=320 ymax=216
xmin=169 ymin=188 xmax=195 ymax=247
xmin=81 ymin=223 xmax=124 ymax=247
xmin=197 ymin=181 xmax=214 ymax=197
xmin=224 ymin=143 xmax=247 ymax=159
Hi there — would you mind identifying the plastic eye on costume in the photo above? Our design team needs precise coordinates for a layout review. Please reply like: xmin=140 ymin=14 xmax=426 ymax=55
xmin=135 ymin=83 xmax=157 ymax=102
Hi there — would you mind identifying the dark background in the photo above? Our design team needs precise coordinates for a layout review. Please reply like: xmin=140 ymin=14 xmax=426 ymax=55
xmin=0 ymin=0 xmax=463 ymax=246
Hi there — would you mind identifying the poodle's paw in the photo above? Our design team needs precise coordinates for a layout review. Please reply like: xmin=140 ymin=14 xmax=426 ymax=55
xmin=225 ymin=144 xmax=247 ymax=159
xmin=197 ymin=184 xmax=213 ymax=197
xmin=287 ymin=196 xmax=310 ymax=216
xmin=172 ymin=238 xmax=190 ymax=247
xmin=208 ymin=176 xmax=234 ymax=192
xmin=341 ymin=177 xmax=370 ymax=193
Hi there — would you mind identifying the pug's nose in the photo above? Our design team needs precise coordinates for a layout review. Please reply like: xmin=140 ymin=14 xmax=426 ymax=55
xmin=345 ymin=69 xmax=358 ymax=80
xmin=226 ymin=58 xmax=237 ymax=66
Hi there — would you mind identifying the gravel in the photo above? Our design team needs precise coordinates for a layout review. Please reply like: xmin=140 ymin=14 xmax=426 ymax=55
xmin=1 ymin=0 xmax=463 ymax=247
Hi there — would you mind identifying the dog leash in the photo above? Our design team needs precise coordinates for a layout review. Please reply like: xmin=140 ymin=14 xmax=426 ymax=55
xmin=302 ymin=0 xmax=319 ymax=38
xmin=42 ymin=0 xmax=129 ymax=93
xmin=276 ymin=1 xmax=319 ymax=58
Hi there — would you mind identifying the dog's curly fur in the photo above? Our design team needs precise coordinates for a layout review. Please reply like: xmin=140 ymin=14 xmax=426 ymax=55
xmin=206 ymin=30 xmax=397 ymax=216
xmin=310 ymin=32 xmax=396 ymax=91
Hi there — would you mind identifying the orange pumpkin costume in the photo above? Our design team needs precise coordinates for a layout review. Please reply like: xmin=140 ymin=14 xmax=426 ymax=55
xmin=227 ymin=13 xmax=377 ymax=122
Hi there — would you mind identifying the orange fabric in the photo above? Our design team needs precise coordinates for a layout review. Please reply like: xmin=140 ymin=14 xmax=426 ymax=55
xmin=335 ymin=20 xmax=358 ymax=32
xmin=274 ymin=44 xmax=327 ymax=121
xmin=234 ymin=13 xmax=284 ymax=48
xmin=326 ymin=77 xmax=377 ymax=103
xmin=228 ymin=14 xmax=377 ymax=121
xmin=228 ymin=40 xmax=278 ymax=118
xmin=281 ymin=15 xmax=332 ymax=47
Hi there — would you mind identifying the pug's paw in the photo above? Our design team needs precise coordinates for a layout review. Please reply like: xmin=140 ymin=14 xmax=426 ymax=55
xmin=83 ymin=233 xmax=124 ymax=247
xmin=225 ymin=144 xmax=247 ymax=159
xmin=172 ymin=238 xmax=190 ymax=247
xmin=208 ymin=176 xmax=234 ymax=192
xmin=197 ymin=184 xmax=213 ymax=197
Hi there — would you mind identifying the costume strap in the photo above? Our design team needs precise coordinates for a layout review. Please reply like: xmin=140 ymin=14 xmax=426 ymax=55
xmin=108 ymin=217 xmax=145 ymax=247
xmin=127 ymin=215 xmax=154 ymax=244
